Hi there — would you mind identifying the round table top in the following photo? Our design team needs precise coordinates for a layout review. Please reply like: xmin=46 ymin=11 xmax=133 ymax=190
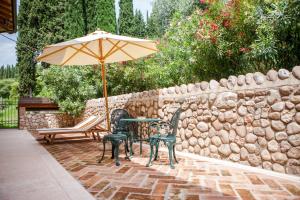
xmin=120 ymin=118 xmax=160 ymax=122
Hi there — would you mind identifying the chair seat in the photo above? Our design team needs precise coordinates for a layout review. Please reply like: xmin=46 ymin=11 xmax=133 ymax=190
xmin=103 ymin=133 xmax=127 ymax=141
xmin=150 ymin=134 xmax=175 ymax=141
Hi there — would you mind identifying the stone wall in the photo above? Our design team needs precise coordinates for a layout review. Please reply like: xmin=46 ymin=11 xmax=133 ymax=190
xmin=19 ymin=110 xmax=74 ymax=130
xmin=83 ymin=66 xmax=300 ymax=175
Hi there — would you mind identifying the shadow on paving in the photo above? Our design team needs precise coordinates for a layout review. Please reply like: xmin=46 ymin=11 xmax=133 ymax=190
xmin=36 ymin=137 xmax=300 ymax=200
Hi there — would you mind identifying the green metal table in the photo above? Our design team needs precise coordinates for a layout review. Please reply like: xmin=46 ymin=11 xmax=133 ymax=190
xmin=120 ymin=118 xmax=160 ymax=155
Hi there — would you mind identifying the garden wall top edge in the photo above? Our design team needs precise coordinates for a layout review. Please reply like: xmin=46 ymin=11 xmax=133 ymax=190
xmin=87 ymin=66 xmax=300 ymax=107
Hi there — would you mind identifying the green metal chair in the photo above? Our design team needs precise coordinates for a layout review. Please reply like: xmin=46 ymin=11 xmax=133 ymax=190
xmin=98 ymin=109 xmax=131 ymax=166
xmin=146 ymin=108 xmax=182 ymax=169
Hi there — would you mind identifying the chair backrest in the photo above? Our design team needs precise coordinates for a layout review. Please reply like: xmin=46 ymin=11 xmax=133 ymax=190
xmin=110 ymin=109 xmax=130 ymax=133
xmin=169 ymin=108 xmax=182 ymax=136
xmin=79 ymin=116 xmax=104 ymax=131
xmin=73 ymin=115 xmax=98 ymax=129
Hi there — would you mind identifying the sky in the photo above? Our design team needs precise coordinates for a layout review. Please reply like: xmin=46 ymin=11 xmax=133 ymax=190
xmin=0 ymin=0 xmax=153 ymax=66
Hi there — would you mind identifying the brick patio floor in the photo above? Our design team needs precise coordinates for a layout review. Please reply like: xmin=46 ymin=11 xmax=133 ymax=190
xmin=41 ymin=139 xmax=300 ymax=200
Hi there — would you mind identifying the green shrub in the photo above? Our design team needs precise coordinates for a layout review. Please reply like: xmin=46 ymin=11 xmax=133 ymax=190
xmin=37 ymin=66 xmax=97 ymax=116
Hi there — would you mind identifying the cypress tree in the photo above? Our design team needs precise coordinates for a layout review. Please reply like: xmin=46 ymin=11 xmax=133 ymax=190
xmin=118 ymin=0 xmax=134 ymax=36
xmin=17 ymin=0 xmax=66 ymax=96
xmin=94 ymin=0 xmax=116 ymax=33
xmin=16 ymin=0 xmax=37 ymax=96
xmin=64 ymin=0 xmax=86 ymax=39
xmin=86 ymin=0 xmax=97 ymax=33
xmin=132 ymin=10 xmax=146 ymax=37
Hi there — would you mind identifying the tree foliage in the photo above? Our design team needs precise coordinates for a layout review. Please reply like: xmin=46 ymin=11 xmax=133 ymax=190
xmin=118 ymin=0 xmax=134 ymax=35
xmin=0 ymin=65 xmax=17 ymax=79
xmin=132 ymin=10 xmax=146 ymax=37
xmin=37 ymin=66 xmax=97 ymax=116
xmin=0 ymin=79 xmax=18 ymax=99
xmin=95 ymin=0 xmax=116 ymax=33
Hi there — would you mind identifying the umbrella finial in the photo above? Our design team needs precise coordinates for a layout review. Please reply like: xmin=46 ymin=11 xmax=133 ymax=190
xmin=89 ymin=29 xmax=109 ymax=35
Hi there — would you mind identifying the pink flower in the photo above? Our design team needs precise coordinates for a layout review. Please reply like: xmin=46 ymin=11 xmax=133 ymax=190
xmin=239 ymin=47 xmax=250 ymax=53
xmin=210 ymin=23 xmax=219 ymax=31
xmin=199 ymin=0 xmax=206 ymax=4
xmin=222 ymin=19 xmax=231 ymax=28
xmin=210 ymin=36 xmax=217 ymax=44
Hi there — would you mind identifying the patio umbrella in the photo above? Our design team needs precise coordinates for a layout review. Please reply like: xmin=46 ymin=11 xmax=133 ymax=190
xmin=37 ymin=30 xmax=158 ymax=130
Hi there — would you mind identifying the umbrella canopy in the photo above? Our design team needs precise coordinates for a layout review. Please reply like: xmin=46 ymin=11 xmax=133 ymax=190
xmin=37 ymin=30 xmax=158 ymax=130
xmin=37 ymin=30 xmax=158 ymax=65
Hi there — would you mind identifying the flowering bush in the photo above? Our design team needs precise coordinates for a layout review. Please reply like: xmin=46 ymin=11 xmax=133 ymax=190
xmin=151 ymin=0 xmax=300 ymax=84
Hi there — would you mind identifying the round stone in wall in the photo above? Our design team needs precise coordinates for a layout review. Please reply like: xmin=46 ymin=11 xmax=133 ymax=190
xmin=211 ymin=136 xmax=222 ymax=147
xmin=278 ymin=69 xmax=290 ymax=79
xmin=292 ymin=66 xmax=300 ymax=79
xmin=229 ymin=153 xmax=240 ymax=162
xmin=288 ymin=134 xmax=300 ymax=146
xmin=262 ymin=161 xmax=273 ymax=170
xmin=265 ymin=127 xmax=275 ymax=140
xmin=266 ymin=69 xmax=278 ymax=81
xmin=244 ymin=144 xmax=257 ymax=154
xmin=240 ymin=147 xmax=248 ymax=160
xmin=271 ymin=102 xmax=285 ymax=112
xmin=271 ymin=120 xmax=285 ymax=131
xmin=275 ymin=132 xmax=288 ymax=141
xmin=271 ymin=152 xmax=288 ymax=164
xmin=272 ymin=163 xmax=285 ymax=173
xmin=189 ymin=137 xmax=198 ymax=146
xmin=253 ymin=127 xmax=265 ymax=136
xmin=287 ymin=147 xmax=300 ymax=159
xmin=279 ymin=86 xmax=294 ymax=96
xmin=287 ymin=122 xmax=300 ymax=135
xmin=260 ymin=149 xmax=271 ymax=161
xmin=246 ymin=133 xmax=257 ymax=143
xmin=235 ymin=126 xmax=247 ymax=137
xmin=280 ymin=140 xmax=291 ymax=153
xmin=218 ymin=144 xmax=231 ymax=157
xmin=197 ymin=122 xmax=209 ymax=132
xmin=247 ymin=154 xmax=262 ymax=166
xmin=230 ymin=143 xmax=240 ymax=153
xmin=268 ymin=140 xmax=279 ymax=152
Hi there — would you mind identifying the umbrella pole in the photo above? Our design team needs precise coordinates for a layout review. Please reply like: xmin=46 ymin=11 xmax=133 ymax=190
xmin=100 ymin=60 xmax=111 ymax=131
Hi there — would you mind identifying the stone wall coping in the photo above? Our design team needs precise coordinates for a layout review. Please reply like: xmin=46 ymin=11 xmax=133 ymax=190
xmin=87 ymin=66 xmax=300 ymax=106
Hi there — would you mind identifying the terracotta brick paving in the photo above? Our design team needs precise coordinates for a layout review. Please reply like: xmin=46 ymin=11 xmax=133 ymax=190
xmin=42 ymin=140 xmax=300 ymax=200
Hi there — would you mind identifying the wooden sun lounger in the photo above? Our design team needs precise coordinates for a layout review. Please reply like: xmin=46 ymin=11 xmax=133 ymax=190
xmin=37 ymin=116 xmax=107 ymax=144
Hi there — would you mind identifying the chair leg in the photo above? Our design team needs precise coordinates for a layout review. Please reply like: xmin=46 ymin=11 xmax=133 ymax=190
xmin=111 ymin=144 xmax=115 ymax=159
xmin=112 ymin=140 xmax=121 ymax=166
xmin=167 ymin=142 xmax=175 ymax=169
xmin=173 ymin=144 xmax=178 ymax=163
xmin=50 ymin=134 xmax=56 ymax=144
xmin=129 ymin=133 xmax=134 ymax=157
xmin=146 ymin=139 xmax=155 ymax=167
xmin=124 ymin=139 xmax=130 ymax=160
xmin=98 ymin=140 xmax=106 ymax=163
xmin=92 ymin=132 xmax=96 ymax=140
xmin=154 ymin=141 xmax=159 ymax=161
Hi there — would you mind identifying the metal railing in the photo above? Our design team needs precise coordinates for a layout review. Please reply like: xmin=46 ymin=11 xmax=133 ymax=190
xmin=0 ymin=98 xmax=18 ymax=128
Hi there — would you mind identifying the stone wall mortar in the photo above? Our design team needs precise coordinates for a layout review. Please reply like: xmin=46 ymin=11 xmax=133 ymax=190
xmin=82 ymin=66 xmax=300 ymax=175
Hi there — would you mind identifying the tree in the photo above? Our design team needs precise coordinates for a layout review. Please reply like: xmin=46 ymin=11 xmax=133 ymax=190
xmin=94 ymin=0 xmax=116 ymax=33
xmin=16 ymin=0 xmax=37 ymax=96
xmin=17 ymin=0 xmax=66 ymax=96
xmin=132 ymin=10 xmax=146 ymax=37
xmin=146 ymin=0 xmax=202 ymax=38
xmin=64 ymin=0 xmax=86 ymax=39
xmin=37 ymin=66 xmax=97 ymax=116
xmin=118 ymin=0 xmax=134 ymax=35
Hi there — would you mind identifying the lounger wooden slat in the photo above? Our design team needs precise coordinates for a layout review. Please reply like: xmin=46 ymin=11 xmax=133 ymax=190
xmin=37 ymin=116 xmax=107 ymax=144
